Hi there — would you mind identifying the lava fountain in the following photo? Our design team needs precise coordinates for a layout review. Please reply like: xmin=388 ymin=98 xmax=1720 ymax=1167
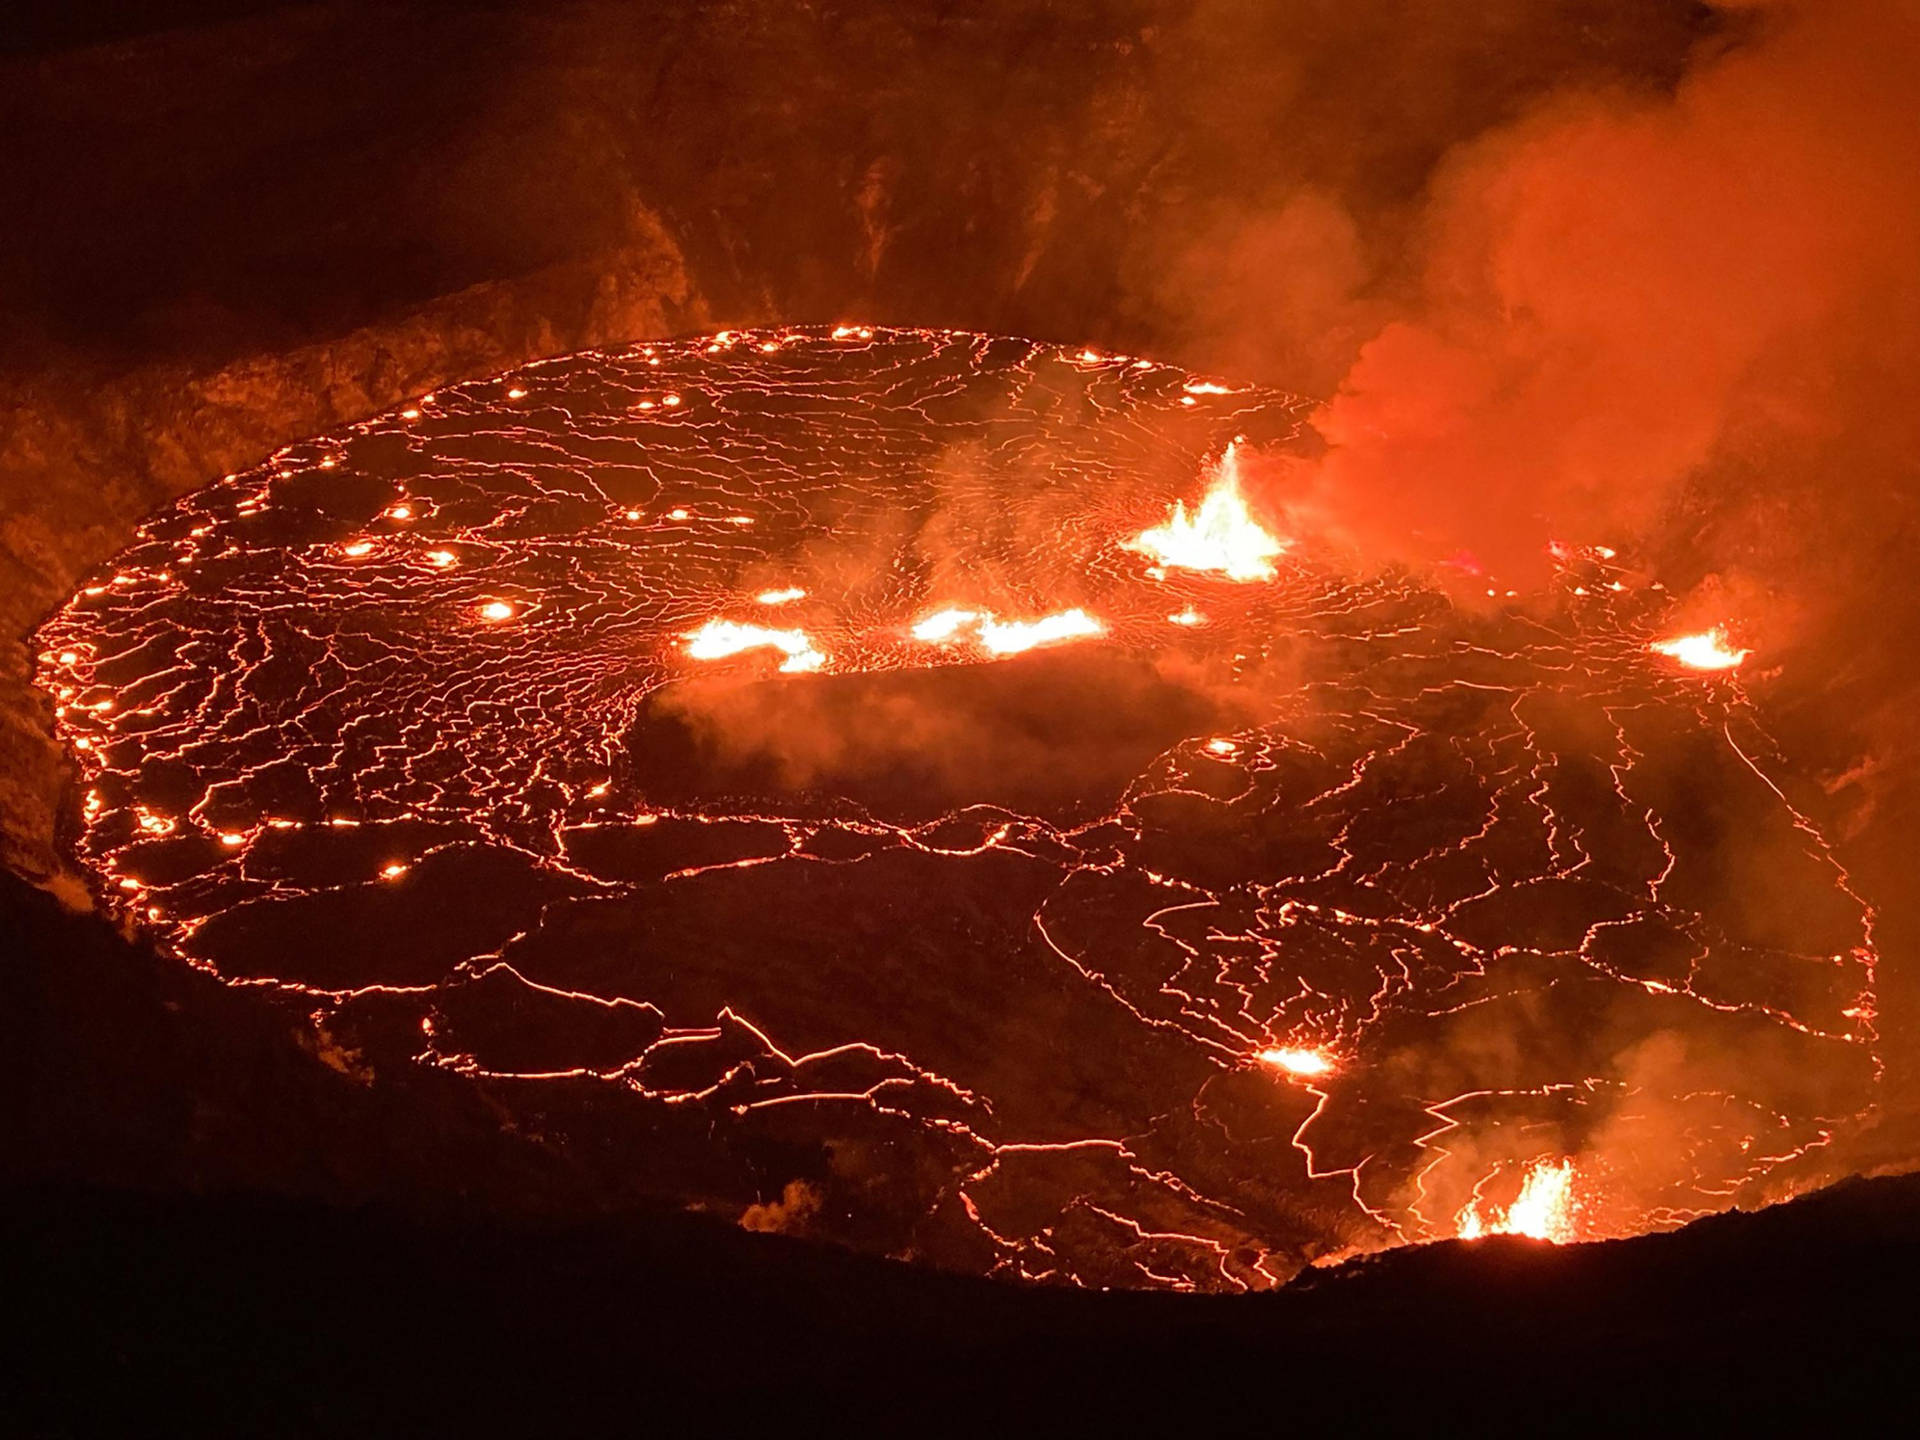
xmin=1123 ymin=439 xmax=1286 ymax=581
xmin=33 ymin=326 xmax=1878 ymax=1290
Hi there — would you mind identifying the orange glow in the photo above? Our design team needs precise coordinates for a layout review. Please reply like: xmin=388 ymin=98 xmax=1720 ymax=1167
xmin=1650 ymin=627 xmax=1749 ymax=671
xmin=978 ymin=609 xmax=1102 ymax=655
xmin=910 ymin=607 xmax=985 ymax=644
xmin=910 ymin=606 xmax=1104 ymax=655
xmin=1255 ymin=1046 xmax=1335 ymax=1079
xmin=683 ymin=618 xmax=826 ymax=674
xmin=1126 ymin=442 xmax=1286 ymax=582
xmin=1457 ymin=1158 xmax=1579 ymax=1243
xmin=31 ymin=324 xmax=1881 ymax=1295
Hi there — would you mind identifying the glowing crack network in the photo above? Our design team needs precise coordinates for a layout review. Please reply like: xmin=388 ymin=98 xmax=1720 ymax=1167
xmin=35 ymin=326 xmax=1879 ymax=1291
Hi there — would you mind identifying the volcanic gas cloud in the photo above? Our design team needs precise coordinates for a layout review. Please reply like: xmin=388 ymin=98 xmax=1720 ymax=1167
xmin=35 ymin=327 xmax=1877 ymax=1290
xmin=1203 ymin=0 xmax=1920 ymax=737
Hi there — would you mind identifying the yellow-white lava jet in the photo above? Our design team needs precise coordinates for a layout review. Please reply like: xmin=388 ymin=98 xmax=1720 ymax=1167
xmin=977 ymin=609 xmax=1103 ymax=655
xmin=910 ymin=606 xmax=1104 ymax=655
xmin=1126 ymin=441 xmax=1286 ymax=582
xmin=910 ymin=607 xmax=985 ymax=643
xmin=1650 ymin=627 xmax=1749 ymax=670
xmin=1457 ymin=1159 xmax=1579 ymax=1244
xmin=683 ymin=618 xmax=826 ymax=673
xmin=1256 ymin=1046 xmax=1336 ymax=1079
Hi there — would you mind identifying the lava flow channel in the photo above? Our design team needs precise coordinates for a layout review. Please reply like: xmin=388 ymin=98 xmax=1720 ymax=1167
xmin=34 ymin=325 xmax=1879 ymax=1292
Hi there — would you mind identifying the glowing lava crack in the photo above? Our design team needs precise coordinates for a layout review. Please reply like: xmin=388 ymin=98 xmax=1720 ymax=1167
xmin=34 ymin=325 xmax=1879 ymax=1292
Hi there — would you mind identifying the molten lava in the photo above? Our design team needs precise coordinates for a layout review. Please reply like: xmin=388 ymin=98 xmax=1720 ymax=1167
xmin=910 ymin=606 xmax=1104 ymax=655
xmin=31 ymin=325 xmax=1879 ymax=1294
xmin=683 ymin=618 xmax=826 ymax=673
xmin=910 ymin=607 xmax=986 ymax=644
xmin=1256 ymin=1046 xmax=1336 ymax=1079
xmin=1457 ymin=1159 xmax=1580 ymax=1244
xmin=1650 ymin=627 xmax=1750 ymax=670
xmin=1125 ymin=440 xmax=1286 ymax=581
xmin=977 ymin=608 xmax=1103 ymax=655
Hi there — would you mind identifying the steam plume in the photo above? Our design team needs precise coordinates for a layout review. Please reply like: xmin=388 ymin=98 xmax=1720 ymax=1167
xmin=1255 ymin=0 xmax=1920 ymax=607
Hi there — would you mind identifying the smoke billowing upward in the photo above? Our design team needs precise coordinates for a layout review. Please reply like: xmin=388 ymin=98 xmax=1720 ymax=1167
xmin=1233 ymin=1 xmax=1919 ymax=608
